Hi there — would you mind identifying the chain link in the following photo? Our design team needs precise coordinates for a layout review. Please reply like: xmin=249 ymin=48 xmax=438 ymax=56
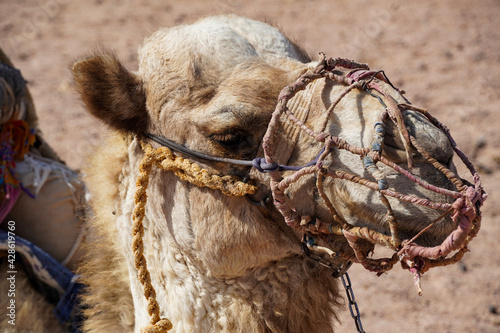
xmin=301 ymin=237 xmax=364 ymax=332
xmin=341 ymin=272 xmax=366 ymax=333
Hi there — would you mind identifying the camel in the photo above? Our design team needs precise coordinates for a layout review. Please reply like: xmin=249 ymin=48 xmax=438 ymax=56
xmin=1 ymin=14 xmax=484 ymax=333
xmin=70 ymin=15 xmax=486 ymax=333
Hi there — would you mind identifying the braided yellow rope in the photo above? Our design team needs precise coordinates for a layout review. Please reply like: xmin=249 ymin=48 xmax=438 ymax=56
xmin=132 ymin=143 xmax=256 ymax=332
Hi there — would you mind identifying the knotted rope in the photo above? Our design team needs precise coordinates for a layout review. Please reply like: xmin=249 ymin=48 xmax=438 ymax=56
xmin=132 ymin=144 xmax=256 ymax=332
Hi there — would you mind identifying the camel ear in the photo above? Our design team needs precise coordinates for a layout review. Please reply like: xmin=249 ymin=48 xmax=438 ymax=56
xmin=72 ymin=52 xmax=148 ymax=134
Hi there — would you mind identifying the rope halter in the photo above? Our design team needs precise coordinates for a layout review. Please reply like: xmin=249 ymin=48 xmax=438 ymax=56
xmin=132 ymin=54 xmax=486 ymax=331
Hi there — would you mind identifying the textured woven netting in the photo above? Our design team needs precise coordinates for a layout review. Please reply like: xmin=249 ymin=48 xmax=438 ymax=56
xmin=260 ymin=54 xmax=486 ymax=294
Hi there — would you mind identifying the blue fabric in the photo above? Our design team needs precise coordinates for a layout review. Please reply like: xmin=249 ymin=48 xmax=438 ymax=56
xmin=0 ymin=229 xmax=83 ymax=330
xmin=54 ymin=277 xmax=84 ymax=323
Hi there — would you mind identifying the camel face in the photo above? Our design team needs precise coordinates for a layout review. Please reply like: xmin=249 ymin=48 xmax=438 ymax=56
xmin=73 ymin=17 xmax=314 ymax=278
xmin=136 ymin=17 xmax=457 ymax=252
xmin=73 ymin=15 xmax=458 ymax=274
xmin=73 ymin=15 xmax=477 ymax=332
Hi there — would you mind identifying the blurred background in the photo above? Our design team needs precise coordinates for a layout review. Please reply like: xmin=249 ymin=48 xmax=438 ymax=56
xmin=1 ymin=0 xmax=499 ymax=331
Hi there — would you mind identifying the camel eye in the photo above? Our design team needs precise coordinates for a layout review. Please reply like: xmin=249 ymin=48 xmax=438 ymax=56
xmin=211 ymin=131 xmax=247 ymax=149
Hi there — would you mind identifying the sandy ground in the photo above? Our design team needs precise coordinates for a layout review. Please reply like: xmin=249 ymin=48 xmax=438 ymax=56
xmin=1 ymin=0 xmax=499 ymax=332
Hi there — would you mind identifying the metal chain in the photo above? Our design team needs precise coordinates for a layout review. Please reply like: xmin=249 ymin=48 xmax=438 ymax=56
xmin=341 ymin=272 xmax=366 ymax=333
xmin=301 ymin=237 xmax=365 ymax=331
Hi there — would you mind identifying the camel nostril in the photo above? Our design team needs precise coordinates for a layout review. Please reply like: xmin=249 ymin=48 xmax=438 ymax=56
xmin=404 ymin=111 xmax=454 ymax=165
xmin=383 ymin=110 xmax=454 ymax=165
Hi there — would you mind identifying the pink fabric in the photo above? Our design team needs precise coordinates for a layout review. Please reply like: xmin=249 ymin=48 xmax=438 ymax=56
xmin=398 ymin=187 xmax=481 ymax=261
xmin=346 ymin=69 xmax=386 ymax=83
xmin=0 ymin=185 xmax=20 ymax=223
xmin=346 ymin=69 xmax=375 ymax=82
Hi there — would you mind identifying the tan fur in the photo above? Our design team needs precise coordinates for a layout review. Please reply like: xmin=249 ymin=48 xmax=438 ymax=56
xmin=72 ymin=15 xmax=457 ymax=333
xmin=77 ymin=134 xmax=135 ymax=332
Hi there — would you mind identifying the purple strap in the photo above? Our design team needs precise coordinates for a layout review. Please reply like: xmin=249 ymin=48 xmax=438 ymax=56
xmin=252 ymin=148 xmax=327 ymax=173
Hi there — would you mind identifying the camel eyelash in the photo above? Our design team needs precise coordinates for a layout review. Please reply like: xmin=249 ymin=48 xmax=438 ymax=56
xmin=211 ymin=131 xmax=248 ymax=149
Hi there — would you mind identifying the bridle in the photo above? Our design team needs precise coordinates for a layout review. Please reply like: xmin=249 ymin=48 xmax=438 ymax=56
xmin=134 ymin=54 xmax=486 ymax=333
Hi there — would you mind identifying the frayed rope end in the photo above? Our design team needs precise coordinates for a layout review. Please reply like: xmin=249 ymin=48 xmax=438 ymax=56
xmin=140 ymin=318 xmax=173 ymax=333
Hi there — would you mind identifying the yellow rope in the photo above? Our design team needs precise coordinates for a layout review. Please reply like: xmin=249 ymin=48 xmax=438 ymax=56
xmin=150 ymin=145 xmax=256 ymax=196
xmin=132 ymin=143 xmax=256 ymax=332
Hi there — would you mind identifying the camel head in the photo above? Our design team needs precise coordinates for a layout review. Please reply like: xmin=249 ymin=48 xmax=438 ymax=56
xmin=73 ymin=15 xmax=484 ymax=332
